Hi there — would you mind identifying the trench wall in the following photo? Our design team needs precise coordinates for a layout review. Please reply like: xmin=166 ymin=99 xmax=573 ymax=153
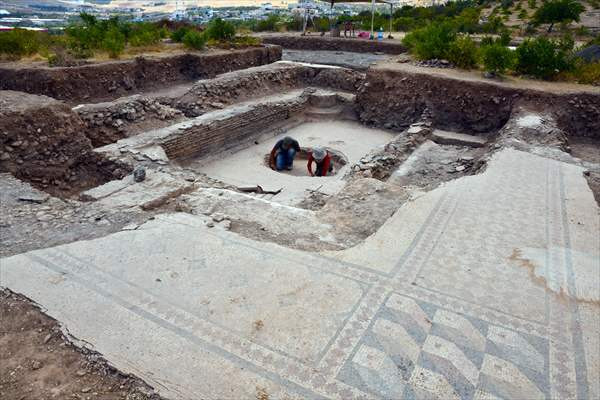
xmin=356 ymin=67 xmax=600 ymax=138
xmin=0 ymin=91 xmax=129 ymax=196
xmin=161 ymin=97 xmax=307 ymax=160
xmin=0 ymin=46 xmax=282 ymax=103
xmin=262 ymin=35 xmax=406 ymax=55
xmin=78 ymin=63 xmax=364 ymax=148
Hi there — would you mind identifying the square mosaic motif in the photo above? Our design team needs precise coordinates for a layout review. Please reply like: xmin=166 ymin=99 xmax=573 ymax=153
xmin=338 ymin=293 xmax=549 ymax=400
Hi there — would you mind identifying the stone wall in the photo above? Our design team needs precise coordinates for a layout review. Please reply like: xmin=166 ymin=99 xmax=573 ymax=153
xmin=356 ymin=67 xmax=600 ymax=138
xmin=262 ymin=36 xmax=406 ymax=55
xmin=161 ymin=96 xmax=307 ymax=160
xmin=0 ymin=46 xmax=282 ymax=103
xmin=173 ymin=62 xmax=315 ymax=117
xmin=75 ymin=96 xmax=183 ymax=147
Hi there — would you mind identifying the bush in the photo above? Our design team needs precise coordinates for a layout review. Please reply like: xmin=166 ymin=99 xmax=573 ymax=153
xmin=498 ymin=29 xmax=512 ymax=46
xmin=447 ymin=35 xmax=480 ymax=69
xmin=515 ymin=37 xmax=573 ymax=79
xmin=171 ymin=27 xmax=190 ymax=43
xmin=393 ymin=16 xmax=418 ymax=32
xmin=128 ymin=22 xmax=165 ymax=47
xmin=182 ymin=30 xmax=206 ymax=50
xmin=0 ymin=29 xmax=42 ymax=59
xmin=571 ymin=61 xmax=600 ymax=85
xmin=453 ymin=8 xmax=480 ymax=33
xmin=575 ymin=26 xmax=590 ymax=36
xmin=102 ymin=27 xmax=125 ymax=58
xmin=402 ymin=21 xmax=456 ymax=60
xmin=481 ymin=15 xmax=505 ymax=34
xmin=255 ymin=15 xmax=282 ymax=32
xmin=481 ymin=36 xmax=494 ymax=46
xmin=481 ymin=43 xmax=516 ymax=74
xmin=204 ymin=18 xmax=236 ymax=41
xmin=528 ymin=0 xmax=537 ymax=8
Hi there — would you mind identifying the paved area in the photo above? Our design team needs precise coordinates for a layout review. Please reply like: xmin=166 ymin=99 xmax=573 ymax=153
xmin=282 ymin=50 xmax=389 ymax=70
xmin=1 ymin=148 xmax=599 ymax=400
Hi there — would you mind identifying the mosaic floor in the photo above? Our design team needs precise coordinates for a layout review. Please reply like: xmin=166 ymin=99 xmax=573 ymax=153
xmin=1 ymin=149 xmax=598 ymax=399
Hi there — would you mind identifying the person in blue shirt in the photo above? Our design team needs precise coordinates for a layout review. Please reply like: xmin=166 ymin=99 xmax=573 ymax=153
xmin=269 ymin=136 xmax=301 ymax=171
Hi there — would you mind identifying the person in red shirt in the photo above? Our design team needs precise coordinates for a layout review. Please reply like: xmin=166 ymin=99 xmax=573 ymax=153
xmin=307 ymin=147 xmax=333 ymax=177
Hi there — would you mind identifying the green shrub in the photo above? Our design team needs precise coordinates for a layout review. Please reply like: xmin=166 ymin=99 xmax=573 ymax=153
xmin=481 ymin=43 xmax=516 ymax=74
xmin=402 ymin=21 xmax=456 ymax=60
xmin=518 ymin=9 xmax=529 ymax=19
xmin=102 ymin=27 xmax=125 ymax=58
xmin=232 ymin=35 xmax=261 ymax=47
xmin=454 ymin=8 xmax=480 ymax=33
xmin=255 ymin=15 xmax=282 ymax=32
xmin=182 ymin=30 xmax=206 ymax=50
xmin=528 ymin=0 xmax=537 ymax=8
xmin=571 ymin=60 xmax=600 ymax=85
xmin=0 ymin=29 xmax=41 ymax=58
xmin=498 ymin=29 xmax=512 ymax=46
xmin=515 ymin=37 xmax=574 ymax=78
xmin=128 ymin=22 xmax=165 ymax=47
xmin=482 ymin=15 xmax=505 ymax=33
xmin=447 ymin=35 xmax=480 ymax=69
xmin=171 ymin=27 xmax=190 ymax=43
xmin=284 ymin=16 xmax=304 ymax=31
xmin=575 ymin=25 xmax=590 ymax=36
xmin=393 ymin=16 xmax=418 ymax=32
xmin=204 ymin=18 xmax=236 ymax=41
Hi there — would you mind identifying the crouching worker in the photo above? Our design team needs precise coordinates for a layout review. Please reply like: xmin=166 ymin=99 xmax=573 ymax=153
xmin=269 ymin=136 xmax=301 ymax=171
xmin=308 ymin=146 xmax=333 ymax=177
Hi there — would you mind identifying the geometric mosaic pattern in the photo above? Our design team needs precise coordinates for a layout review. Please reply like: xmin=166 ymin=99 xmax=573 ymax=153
xmin=1 ymin=149 xmax=597 ymax=399
xmin=338 ymin=293 xmax=549 ymax=400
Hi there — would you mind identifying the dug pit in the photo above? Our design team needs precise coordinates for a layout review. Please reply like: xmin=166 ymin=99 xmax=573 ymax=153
xmin=263 ymin=147 xmax=348 ymax=177
xmin=189 ymin=120 xmax=394 ymax=205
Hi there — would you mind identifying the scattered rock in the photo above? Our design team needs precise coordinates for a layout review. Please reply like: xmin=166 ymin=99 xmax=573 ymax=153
xmin=212 ymin=213 xmax=225 ymax=222
xmin=18 ymin=193 xmax=49 ymax=204
xmin=133 ymin=167 xmax=146 ymax=183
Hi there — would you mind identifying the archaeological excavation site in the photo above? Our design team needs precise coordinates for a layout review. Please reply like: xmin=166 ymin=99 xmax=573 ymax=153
xmin=1 ymin=40 xmax=599 ymax=400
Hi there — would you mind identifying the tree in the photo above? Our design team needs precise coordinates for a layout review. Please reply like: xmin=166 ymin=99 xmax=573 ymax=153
xmin=533 ymin=0 xmax=584 ymax=32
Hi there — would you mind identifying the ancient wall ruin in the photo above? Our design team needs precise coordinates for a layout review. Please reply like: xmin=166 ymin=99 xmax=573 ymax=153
xmin=0 ymin=46 xmax=282 ymax=103
xmin=161 ymin=95 xmax=307 ymax=160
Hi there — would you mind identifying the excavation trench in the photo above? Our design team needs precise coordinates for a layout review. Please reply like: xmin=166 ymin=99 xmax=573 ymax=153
xmin=2 ymin=60 xmax=599 ymax=255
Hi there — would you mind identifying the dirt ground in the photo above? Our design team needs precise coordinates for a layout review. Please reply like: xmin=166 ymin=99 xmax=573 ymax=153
xmin=569 ymin=137 xmax=600 ymax=204
xmin=0 ymin=290 xmax=164 ymax=400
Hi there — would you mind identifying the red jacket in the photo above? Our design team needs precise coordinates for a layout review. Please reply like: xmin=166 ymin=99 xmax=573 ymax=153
xmin=307 ymin=152 xmax=332 ymax=176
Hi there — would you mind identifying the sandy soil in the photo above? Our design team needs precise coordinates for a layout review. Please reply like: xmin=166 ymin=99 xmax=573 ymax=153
xmin=0 ymin=290 xmax=163 ymax=400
